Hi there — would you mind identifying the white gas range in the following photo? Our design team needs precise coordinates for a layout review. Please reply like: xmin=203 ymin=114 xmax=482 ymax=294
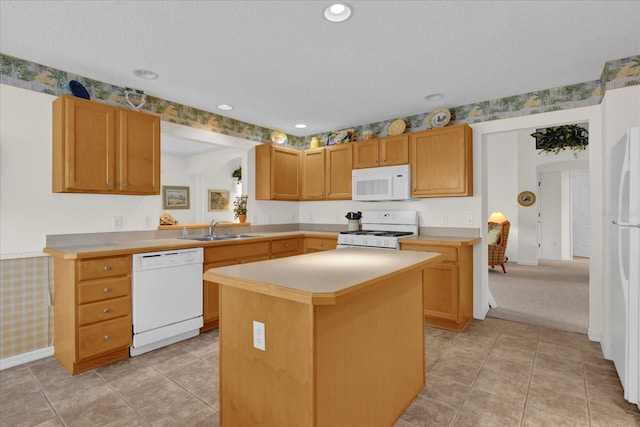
xmin=337 ymin=211 xmax=418 ymax=250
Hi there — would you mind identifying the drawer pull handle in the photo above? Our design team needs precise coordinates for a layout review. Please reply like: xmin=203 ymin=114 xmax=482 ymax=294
xmin=320 ymin=243 xmax=324 ymax=247
xmin=103 ymin=287 xmax=111 ymax=293
xmin=104 ymin=335 xmax=111 ymax=341
xmin=284 ymin=243 xmax=289 ymax=247
xmin=103 ymin=266 xmax=111 ymax=271
xmin=103 ymin=308 xmax=111 ymax=314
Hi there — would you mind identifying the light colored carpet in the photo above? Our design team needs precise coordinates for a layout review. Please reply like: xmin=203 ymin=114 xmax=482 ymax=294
xmin=487 ymin=258 xmax=589 ymax=334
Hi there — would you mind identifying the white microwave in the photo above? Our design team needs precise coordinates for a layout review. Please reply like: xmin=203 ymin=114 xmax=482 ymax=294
xmin=352 ymin=164 xmax=412 ymax=201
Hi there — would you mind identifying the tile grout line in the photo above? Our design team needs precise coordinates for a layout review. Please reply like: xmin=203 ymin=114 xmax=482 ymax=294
xmin=25 ymin=362 xmax=67 ymax=427
xmin=447 ymin=324 xmax=503 ymax=426
xmin=518 ymin=326 xmax=542 ymax=427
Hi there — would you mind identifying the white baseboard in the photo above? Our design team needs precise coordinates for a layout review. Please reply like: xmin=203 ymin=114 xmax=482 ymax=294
xmin=0 ymin=346 xmax=53 ymax=370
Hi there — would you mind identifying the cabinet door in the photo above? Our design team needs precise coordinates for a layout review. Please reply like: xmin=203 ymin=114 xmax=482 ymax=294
xmin=325 ymin=144 xmax=352 ymax=200
xmin=422 ymin=264 xmax=458 ymax=322
xmin=380 ymin=135 xmax=409 ymax=166
xmin=53 ymin=96 xmax=116 ymax=192
xmin=272 ymin=146 xmax=301 ymax=200
xmin=352 ymin=139 xmax=380 ymax=169
xmin=301 ymin=148 xmax=326 ymax=200
xmin=118 ymin=109 xmax=160 ymax=194
xmin=410 ymin=124 xmax=473 ymax=197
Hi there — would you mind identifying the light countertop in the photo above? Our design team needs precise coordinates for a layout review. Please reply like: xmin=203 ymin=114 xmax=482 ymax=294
xmin=203 ymin=247 xmax=442 ymax=305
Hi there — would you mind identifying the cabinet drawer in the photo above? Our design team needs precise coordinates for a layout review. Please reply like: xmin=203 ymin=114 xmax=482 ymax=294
xmin=401 ymin=244 xmax=458 ymax=263
xmin=78 ymin=276 xmax=130 ymax=304
xmin=78 ymin=296 xmax=131 ymax=326
xmin=78 ymin=255 xmax=131 ymax=280
xmin=204 ymin=241 xmax=270 ymax=263
xmin=304 ymin=237 xmax=337 ymax=251
xmin=271 ymin=238 xmax=301 ymax=255
xmin=78 ymin=316 xmax=131 ymax=360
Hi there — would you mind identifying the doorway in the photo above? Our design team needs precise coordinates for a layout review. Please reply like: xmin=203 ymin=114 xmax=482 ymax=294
xmin=485 ymin=126 xmax=591 ymax=333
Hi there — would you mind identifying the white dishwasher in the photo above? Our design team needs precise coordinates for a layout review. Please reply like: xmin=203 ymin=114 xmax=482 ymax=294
xmin=130 ymin=247 xmax=203 ymax=356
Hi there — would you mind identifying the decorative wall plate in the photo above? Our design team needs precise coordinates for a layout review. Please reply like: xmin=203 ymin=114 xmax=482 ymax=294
xmin=69 ymin=80 xmax=90 ymax=99
xmin=388 ymin=119 xmax=406 ymax=135
xmin=270 ymin=130 xmax=288 ymax=145
xmin=518 ymin=191 xmax=536 ymax=206
xmin=426 ymin=108 xmax=451 ymax=128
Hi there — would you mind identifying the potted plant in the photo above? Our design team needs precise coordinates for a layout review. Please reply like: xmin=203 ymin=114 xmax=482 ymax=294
xmin=233 ymin=195 xmax=248 ymax=223
xmin=531 ymin=124 xmax=589 ymax=156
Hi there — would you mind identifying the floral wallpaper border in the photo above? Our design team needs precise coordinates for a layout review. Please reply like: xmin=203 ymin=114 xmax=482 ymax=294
xmin=1 ymin=53 xmax=638 ymax=149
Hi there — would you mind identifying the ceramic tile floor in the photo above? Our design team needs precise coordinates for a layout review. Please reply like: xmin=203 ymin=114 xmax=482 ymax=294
xmin=2 ymin=318 xmax=639 ymax=427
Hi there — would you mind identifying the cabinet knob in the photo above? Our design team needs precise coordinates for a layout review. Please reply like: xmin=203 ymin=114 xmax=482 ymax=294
xmin=103 ymin=308 xmax=111 ymax=314
xmin=320 ymin=243 xmax=324 ymax=247
xmin=103 ymin=287 xmax=111 ymax=293
xmin=374 ymin=160 xmax=378 ymax=163
xmin=284 ymin=243 xmax=289 ymax=247
xmin=413 ymin=188 xmax=417 ymax=192
xmin=122 ymin=182 xmax=128 ymax=188
xmin=104 ymin=335 xmax=111 ymax=341
xmin=103 ymin=265 xmax=111 ymax=271
xmin=382 ymin=159 xmax=386 ymax=163
xmin=108 ymin=181 xmax=114 ymax=187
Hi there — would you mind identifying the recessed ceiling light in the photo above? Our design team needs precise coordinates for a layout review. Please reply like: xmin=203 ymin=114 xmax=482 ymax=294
xmin=294 ymin=123 xmax=308 ymax=129
xmin=217 ymin=104 xmax=234 ymax=111
xmin=132 ymin=69 xmax=159 ymax=80
xmin=324 ymin=3 xmax=352 ymax=23
xmin=424 ymin=93 xmax=444 ymax=101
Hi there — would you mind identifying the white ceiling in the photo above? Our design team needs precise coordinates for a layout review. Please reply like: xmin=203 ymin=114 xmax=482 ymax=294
xmin=1 ymin=1 xmax=639 ymax=139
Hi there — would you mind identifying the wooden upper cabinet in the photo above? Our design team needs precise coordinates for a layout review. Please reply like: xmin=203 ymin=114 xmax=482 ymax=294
xmin=118 ymin=109 xmax=160 ymax=194
xmin=325 ymin=144 xmax=352 ymax=200
xmin=53 ymin=96 xmax=116 ymax=192
xmin=255 ymin=144 xmax=300 ymax=200
xmin=409 ymin=124 xmax=473 ymax=197
xmin=52 ymin=95 xmax=160 ymax=195
xmin=353 ymin=135 xmax=408 ymax=169
xmin=301 ymin=148 xmax=325 ymax=200
xmin=301 ymin=145 xmax=353 ymax=201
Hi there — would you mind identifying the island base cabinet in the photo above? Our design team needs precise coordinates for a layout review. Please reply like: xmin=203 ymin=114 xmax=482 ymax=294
xmin=218 ymin=269 xmax=424 ymax=427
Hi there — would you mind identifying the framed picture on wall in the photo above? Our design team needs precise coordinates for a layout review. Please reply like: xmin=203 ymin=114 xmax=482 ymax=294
xmin=208 ymin=189 xmax=230 ymax=212
xmin=162 ymin=186 xmax=190 ymax=209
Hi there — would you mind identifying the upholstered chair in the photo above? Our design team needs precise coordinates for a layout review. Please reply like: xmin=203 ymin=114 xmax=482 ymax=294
xmin=488 ymin=220 xmax=510 ymax=273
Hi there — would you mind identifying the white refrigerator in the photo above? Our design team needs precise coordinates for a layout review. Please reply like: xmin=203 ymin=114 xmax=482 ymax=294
xmin=609 ymin=126 xmax=640 ymax=408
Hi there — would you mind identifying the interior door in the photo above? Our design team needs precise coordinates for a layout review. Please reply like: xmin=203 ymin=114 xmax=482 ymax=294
xmin=572 ymin=172 xmax=590 ymax=257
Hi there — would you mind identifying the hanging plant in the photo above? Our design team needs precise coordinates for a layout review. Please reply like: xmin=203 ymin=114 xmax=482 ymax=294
xmin=532 ymin=124 xmax=589 ymax=155
xmin=232 ymin=166 xmax=242 ymax=181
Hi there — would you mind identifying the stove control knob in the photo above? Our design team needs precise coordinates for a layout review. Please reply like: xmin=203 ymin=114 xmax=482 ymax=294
xmin=363 ymin=239 xmax=368 ymax=245
xmin=376 ymin=240 xmax=381 ymax=246
xmin=383 ymin=241 xmax=389 ymax=246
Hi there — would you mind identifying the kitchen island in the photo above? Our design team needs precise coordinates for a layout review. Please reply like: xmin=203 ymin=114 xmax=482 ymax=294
xmin=204 ymin=247 xmax=442 ymax=427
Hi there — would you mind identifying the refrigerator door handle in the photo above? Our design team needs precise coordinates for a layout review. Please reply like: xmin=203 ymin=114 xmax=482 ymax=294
xmin=612 ymin=221 xmax=640 ymax=228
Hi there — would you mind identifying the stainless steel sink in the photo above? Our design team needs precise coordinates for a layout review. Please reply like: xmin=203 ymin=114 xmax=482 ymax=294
xmin=180 ymin=234 xmax=257 ymax=241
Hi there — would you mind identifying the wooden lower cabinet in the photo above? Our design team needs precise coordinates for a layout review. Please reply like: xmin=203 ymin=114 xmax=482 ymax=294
xmin=201 ymin=241 xmax=270 ymax=331
xmin=53 ymin=254 xmax=132 ymax=375
xmin=400 ymin=242 xmax=474 ymax=332
xmin=303 ymin=236 xmax=337 ymax=253
xmin=271 ymin=237 xmax=302 ymax=258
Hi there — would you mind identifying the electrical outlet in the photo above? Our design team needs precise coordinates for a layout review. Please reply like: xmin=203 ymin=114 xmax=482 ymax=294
xmin=112 ymin=216 xmax=123 ymax=229
xmin=440 ymin=215 xmax=448 ymax=225
xmin=268 ymin=214 xmax=273 ymax=224
xmin=253 ymin=321 xmax=265 ymax=351
xmin=466 ymin=215 xmax=473 ymax=225
xmin=144 ymin=216 xmax=151 ymax=228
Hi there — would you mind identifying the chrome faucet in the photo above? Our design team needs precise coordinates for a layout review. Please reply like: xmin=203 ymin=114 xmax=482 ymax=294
xmin=209 ymin=219 xmax=219 ymax=236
